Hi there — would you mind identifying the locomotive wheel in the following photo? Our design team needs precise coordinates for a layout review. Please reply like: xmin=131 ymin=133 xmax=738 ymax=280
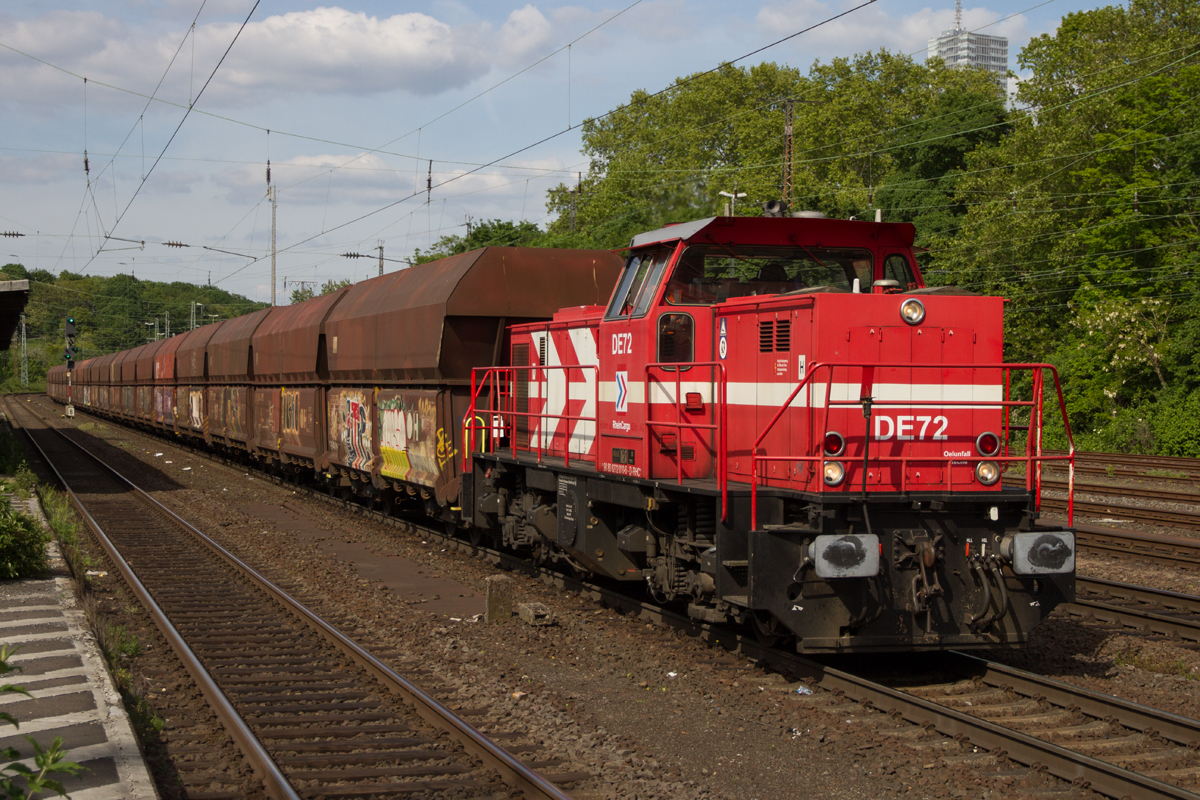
xmin=751 ymin=611 xmax=791 ymax=648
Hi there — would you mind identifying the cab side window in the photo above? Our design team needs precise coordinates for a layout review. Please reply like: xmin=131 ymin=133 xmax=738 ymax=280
xmin=657 ymin=314 xmax=694 ymax=370
xmin=883 ymin=254 xmax=918 ymax=291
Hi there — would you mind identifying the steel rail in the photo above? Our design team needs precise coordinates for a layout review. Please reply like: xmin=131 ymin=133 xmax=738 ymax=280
xmin=527 ymin=567 xmax=1200 ymax=800
xmin=1039 ymin=494 xmax=1200 ymax=529
xmin=12 ymin=398 xmax=573 ymax=800
xmin=1066 ymin=577 xmax=1200 ymax=643
xmin=6 ymin=399 xmax=301 ymax=800
xmin=1045 ymin=450 xmax=1200 ymax=474
xmin=35 ymin=398 xmax=1200 ymax=800
xmin=1019 ymin=478 xmax=1200 ymax=506
xmin=1063 ymin=521 xmax=1200 ymax=569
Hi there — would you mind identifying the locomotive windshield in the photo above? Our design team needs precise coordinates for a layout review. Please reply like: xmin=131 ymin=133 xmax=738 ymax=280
xmin=664 ymin=245 xmax=874 ymax=305
xmin=605 ymin=245 xmax=674 ymax=319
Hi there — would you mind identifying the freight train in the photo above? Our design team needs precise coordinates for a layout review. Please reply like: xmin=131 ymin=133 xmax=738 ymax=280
xmin=48 ymin=210 xmax=1077 ymax=652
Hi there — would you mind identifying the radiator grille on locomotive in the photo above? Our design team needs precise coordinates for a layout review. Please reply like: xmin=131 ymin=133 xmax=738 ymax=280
xmin=513 ymin=342 xmax=530 ymax=448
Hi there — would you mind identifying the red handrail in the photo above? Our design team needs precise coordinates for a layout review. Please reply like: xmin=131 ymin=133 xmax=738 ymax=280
xmin=465 ymin=364 xmax=600 ymax=471
xmin=644 ymin=361 xmax=728 ymax=520
xmin=749 ymin=361 xmax=1076 ymax=530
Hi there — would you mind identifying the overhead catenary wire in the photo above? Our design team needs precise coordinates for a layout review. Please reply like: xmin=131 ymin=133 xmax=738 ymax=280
xmin=79 ymin=0 xmax=260 ymax=273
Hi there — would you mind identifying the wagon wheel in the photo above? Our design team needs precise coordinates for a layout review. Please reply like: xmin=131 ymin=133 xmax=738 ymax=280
xmin=467 ymin=524 xmax=485 ymax=547
xmin=751 ymin=611 xmax=791 ymax=649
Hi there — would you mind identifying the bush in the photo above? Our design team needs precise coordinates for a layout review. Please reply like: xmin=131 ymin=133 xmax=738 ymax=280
xmin=1151 ymin=390 xmax=1200 ymax=457
xmin=0 ymin=498 xmax=48 ymax=579
xmin=0 ymin=425 xmax=27 ymax=476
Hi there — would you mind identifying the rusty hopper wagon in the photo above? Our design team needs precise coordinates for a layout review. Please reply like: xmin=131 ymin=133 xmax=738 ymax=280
xmin=54 ymin=216 xmax=1078 ymax=653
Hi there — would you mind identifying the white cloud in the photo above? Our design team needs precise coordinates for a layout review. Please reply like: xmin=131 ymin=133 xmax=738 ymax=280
xmin=497 ymin=5 xmax=554 ymax=68
xmin=145 ymin=170 xmax=204 ymax=195
xmin=0 ymin=153 xmax=78 ymax=185
xmin=208 ymin=7 xmax=493 ymax=101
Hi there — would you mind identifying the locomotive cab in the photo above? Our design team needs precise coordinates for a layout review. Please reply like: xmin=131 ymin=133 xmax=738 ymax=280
xmin=469 ymin=213 xmax=1077 ymax=652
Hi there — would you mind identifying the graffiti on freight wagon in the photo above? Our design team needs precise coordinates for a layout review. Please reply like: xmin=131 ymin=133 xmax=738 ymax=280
xmin=328 ymin=389 xmax=373 ymax=472
xmin=189 ymin=389 xmax=204 ymax=430
xmin=378 ymin=391 xmax=439 ymax=487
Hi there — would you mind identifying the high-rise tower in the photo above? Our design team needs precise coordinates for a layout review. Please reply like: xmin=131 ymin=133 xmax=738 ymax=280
xmin=928 ymin=0 xmax=1008 ymax=87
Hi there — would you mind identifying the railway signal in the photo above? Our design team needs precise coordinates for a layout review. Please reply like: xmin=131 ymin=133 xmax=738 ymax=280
xmin=64 ymin=317 xmax=76 ymax=417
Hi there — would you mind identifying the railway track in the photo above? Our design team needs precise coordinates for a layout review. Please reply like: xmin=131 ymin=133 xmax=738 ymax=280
xmin=1041 ymin=491 xmax=1200 ymax=530
xmin=1066 ymin=577 xmax=1200 ymax=644
xmin=1037 ymin=451 xmax=1200 ymax=483
xmin=1002 ymin=474 xmax=1200 ymax=530
xmin=7 ymin=397 xmax=574 ymax=800
xmin=1068 ymin=522 xmax=1200 ymax=569
xmin=28 ymin=398 xmax=1200 ymax=800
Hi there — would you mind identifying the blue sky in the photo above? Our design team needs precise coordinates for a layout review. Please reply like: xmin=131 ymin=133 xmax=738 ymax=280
xmin=0 ymin=0 xmax=1120 ymax=302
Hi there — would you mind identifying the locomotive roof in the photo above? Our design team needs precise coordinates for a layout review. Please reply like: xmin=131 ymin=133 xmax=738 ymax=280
xmin=629 ymin=215 xmax=917 ymax=250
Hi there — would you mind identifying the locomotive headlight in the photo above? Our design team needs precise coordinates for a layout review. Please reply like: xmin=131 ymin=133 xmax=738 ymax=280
xmin=975 ymin=461 xmax=1001 ymax=485
xmin=823 ymin=431 xmax=845 ymax=457
xmin=976 ymin=431 xmax=1001 ymax=457
xmin=1000 ymin=531 xmax=1075 ymax=574
xmin=823 ymin=461 xmax=846 ymax=486
xmin=899 ymin=298 xmax=926 ymax=325
xmin=808 ymin=533 xmax=881 ymax=579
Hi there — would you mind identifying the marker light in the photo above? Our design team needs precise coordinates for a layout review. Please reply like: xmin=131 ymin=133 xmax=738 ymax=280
xmin=976 ymin=431 xmax=1001 ymax=457
xmin=823 ymin=431 xmax=845 ymax=457
xmin=975 ymin=461 xmax=1001 ymax=485
xmin=823 ymin=461 xmax=846 ymax=486
xmin=900 ymin=298 xmax=926 ymax=325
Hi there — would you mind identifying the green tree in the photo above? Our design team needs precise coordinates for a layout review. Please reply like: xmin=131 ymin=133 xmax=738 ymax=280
xmin=933 ymin=0 xmax=1200 ymax=450
xmin=290 ymin=286 xmax=315 ymax=304
xmin=544 ymin=54 xmax=1004 ymax=249
xmin=412 ymin=219 xmax=548 ymax=264
xmin=320 ymin=278 xmax=353 ymax=295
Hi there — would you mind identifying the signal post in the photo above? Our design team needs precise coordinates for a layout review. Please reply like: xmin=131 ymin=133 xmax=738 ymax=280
xmin=64 ymin=317 xmax=77 ymax=417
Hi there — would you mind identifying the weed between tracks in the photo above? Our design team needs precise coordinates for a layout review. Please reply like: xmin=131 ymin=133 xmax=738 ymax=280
xmin=1145 ymin=468 xmax=1189 ymax=478
xmin=37 ymin=487 xmax=93 ymax=578
xmin=1114 ymin=646 xmax=1200 ymax=680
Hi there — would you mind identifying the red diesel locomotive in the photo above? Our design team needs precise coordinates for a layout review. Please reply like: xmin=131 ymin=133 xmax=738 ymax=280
xmin=49 ymin=211 xmax=1077 ymax=652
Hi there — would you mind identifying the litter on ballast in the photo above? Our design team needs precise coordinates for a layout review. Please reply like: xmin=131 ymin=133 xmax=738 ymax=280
xmin=182 ymin=467 xmax=192 ymax=471
xmin=795 ymin=686 xmax=814 ymax=695
xmin=85 ymin=570 xmax=108 ymax=577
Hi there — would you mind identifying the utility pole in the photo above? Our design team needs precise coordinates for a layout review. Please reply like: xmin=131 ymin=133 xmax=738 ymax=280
xmin=718 ymin=183 xmax=747 ymax=217
xmin=782 ymin=99 xmax=794 ymax=211
xmin=19 ymin=314 xmax=27 ymax=388
xmin=569 ymin=172 xmax=589 ymax=232
xmin=164 ymin=311 xmax=170 ymax=338
xmin=270 ymin=184 xmax=277 ymax=306
xmin=378 ymin=242 xmax=384 ymax=277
